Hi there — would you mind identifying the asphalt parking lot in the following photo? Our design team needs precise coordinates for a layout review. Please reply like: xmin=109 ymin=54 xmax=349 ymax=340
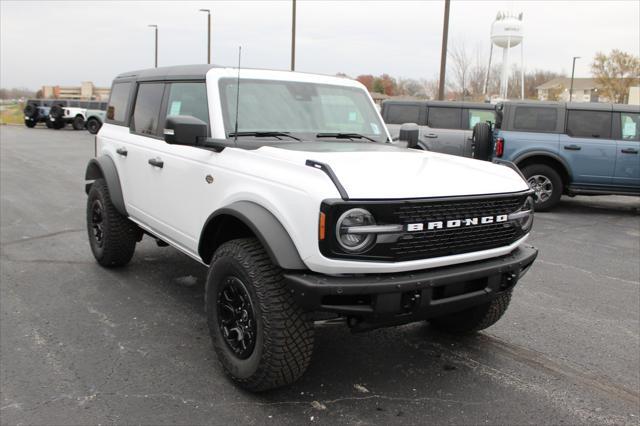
xmin=1 ymin=125 xmax=639 ymax=425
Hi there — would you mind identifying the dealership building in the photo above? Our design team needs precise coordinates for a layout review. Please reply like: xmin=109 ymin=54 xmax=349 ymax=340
xmin=41 ymin=81 xmax=110 ymax=101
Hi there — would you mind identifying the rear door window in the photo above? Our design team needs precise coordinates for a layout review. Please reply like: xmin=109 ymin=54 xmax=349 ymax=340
xmin=620 ymin=113 xmax=639 ymax=141
xmin=513 ymin=106 xmax=557 ymax=132
xmin=428 ymin=107 xmax=461 ymax=129
xmin=384 ymin=104 xmax=421 ymax=124
xmin=566 ymin=110 xmax=612 ymax=139
xmin=131 ymin=83 xmax=165 ymax=137
xmin=468 ymin=109 xmax=495 ymax=129
xmin=106 ymin=82 xmax=132 ymax=124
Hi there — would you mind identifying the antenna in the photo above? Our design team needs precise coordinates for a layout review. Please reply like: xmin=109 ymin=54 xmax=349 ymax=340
xmin=233 ymin=46 xmax=241 ymax=144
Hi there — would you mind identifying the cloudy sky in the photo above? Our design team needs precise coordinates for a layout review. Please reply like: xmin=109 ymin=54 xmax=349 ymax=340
xmin=1 ymin=0 xmax=638 ymax=90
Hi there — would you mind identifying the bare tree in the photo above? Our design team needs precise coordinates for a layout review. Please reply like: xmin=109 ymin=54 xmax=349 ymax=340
xmin=448 ymin=40 xmax=472 ymax=100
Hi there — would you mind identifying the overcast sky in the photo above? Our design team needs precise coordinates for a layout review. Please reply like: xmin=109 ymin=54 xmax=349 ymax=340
xmin=1 ymin=0 xmax=638 ymax=90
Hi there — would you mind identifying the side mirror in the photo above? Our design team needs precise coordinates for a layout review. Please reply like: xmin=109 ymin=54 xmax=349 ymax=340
xmin=398 ymin=123 xmax=419 ymax=149
xmin=164 ymin=115 xmax=208 ymax=146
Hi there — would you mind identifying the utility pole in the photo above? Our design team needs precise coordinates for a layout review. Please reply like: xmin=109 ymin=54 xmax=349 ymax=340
xmin=437 ymin=0 xmax=450 ymax=100
xmin=148 ymin=24 xmax=158 ymax=68
xmin=199 ymin=9 xmax=211 ymax=64
xmin=569 ymin=56 xmax=580 ymax=102
xmin=290 ymin=0 xmax=296 ymax=71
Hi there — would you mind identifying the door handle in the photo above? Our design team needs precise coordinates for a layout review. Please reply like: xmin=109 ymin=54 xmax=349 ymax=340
xmin=116 ymin=147 xmax=128 ymax=157
xmin=563 ymin=144 xmax=582 ymax=151
xmin=424 ymin=133 xmax=438 ymax=138
xmin=621 ymin=148 xmax=639 ymax=154
xmin=148 ymin=157 xmax=164 ymax=168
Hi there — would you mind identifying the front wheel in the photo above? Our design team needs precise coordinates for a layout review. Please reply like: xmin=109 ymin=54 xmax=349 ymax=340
xmin=86 ymin=118 xmax=101 ymax=134
xmin=86 ymin=179 xmax=138 ymax=267
xmin=429 ymin=290 xmax=512 ymax=334
xmin=521 ymin=164 xmax=563 ymax=211
xmin=206 ymin=238 xmax=314 ymax=391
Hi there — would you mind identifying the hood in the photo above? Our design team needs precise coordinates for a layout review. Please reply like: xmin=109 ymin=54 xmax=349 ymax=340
xmin=255 ymin=142 xmax=529 ymax=199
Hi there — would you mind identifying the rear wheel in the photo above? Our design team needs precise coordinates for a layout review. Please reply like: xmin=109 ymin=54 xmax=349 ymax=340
xmin=72 ymin=115 xmax=85 ymax=130
xmin=429 ymin=290 xmax=512 ymax=334
xmin=86 ymin=179 xmax=138 ymax=267
xmin=521 ymin=163 xmax=563 ymax=211
xmin=86 ymin=118 xmax=101 ymax=134
xmin=45 ymin=120 xmax=53 ymax=128
xmin=24 ymin=120 xmax=36 ymax=128
xmin=206 ymin=238 xmax=314 ymax=391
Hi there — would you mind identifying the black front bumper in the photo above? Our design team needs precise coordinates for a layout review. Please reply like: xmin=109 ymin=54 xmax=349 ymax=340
xmin=284 ymin=245 xmax=537 ymax=326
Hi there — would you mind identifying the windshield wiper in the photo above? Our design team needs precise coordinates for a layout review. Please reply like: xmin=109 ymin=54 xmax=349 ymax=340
xmin=227 ymin=131 xmax=301 ymax=141
xmin=315 ymin=132 xmax=378 ymax=143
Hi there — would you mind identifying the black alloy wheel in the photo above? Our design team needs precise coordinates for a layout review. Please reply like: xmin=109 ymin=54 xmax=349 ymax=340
xmin=217 ymin=276 xmax=257 ymax=359
xmin=90 ymin=199 xmax=105 ymax=248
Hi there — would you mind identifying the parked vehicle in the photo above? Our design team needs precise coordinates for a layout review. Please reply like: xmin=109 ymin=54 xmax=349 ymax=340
xmin=23 ymin=99 xmax=62 ymax=128
xmin=85 ymin=65 xmax=537 ymax=391
xmin=381 ymin=100 xmax=496 ymax=159
xmin=488 ymin=101 xmax=640 ymax=210
xmin=85 ymin=109 xmax=107 ymax=134
xmin=49 ymin=103 xmax=86 ymax=130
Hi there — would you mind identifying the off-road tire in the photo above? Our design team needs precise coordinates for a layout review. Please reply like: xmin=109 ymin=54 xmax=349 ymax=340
xmin=472 ymin=122 xmax=492 ymax=160
xmin=86 ymin=178 xmax=137 ymax=267
xmin=45 ymin=120 xmax=53 ymax=129
xmin=24 ymin=120 xmax=36 ymax=128
xmin=429 ymin=290 xmax=513 ymax=334
xmin=206 ymin=238 xmax=314 ymax=392
xmin=72 ymin=115 xmax=85 ymax=130
xmin=53 ymin=120 xmax=65 ymax=130
xmin=521 ymin=163 xmax=563 ymax=211
xmin=23 ymin=103 xmax=37 ymax=118
xmin=86 ymin=118 xmax=101 ymax=134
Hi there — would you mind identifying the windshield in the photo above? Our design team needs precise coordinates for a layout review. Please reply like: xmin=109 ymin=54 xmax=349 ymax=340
xmin=219 ymin=78 xmax=386 ymax=142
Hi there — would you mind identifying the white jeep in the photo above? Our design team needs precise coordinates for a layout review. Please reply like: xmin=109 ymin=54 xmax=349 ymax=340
xmin=85 ymin=65 xmax=537 ymax=391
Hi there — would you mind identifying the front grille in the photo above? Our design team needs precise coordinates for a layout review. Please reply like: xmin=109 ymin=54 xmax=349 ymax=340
xmin=388 ymin=194 xmax=527 ymax=261
xmin=320 ymin=192 xmax=529 ymax=262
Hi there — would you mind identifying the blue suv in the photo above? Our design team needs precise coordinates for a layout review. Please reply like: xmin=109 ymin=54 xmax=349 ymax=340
xmin=489 ymin=101 xmax=639 ymax=211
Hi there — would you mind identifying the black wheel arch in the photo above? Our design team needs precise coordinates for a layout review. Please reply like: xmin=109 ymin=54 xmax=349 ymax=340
xmin=199 ymin=201 xmax=306 ymax=270
xmin=513 ymin=151 xmax=572 ymax=186
xmin=85 ymin=156 xmax=127 ymax=216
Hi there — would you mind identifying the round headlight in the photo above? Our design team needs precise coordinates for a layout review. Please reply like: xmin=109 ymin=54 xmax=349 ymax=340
xmin=335 ymin=208 xmax=376 ymax=253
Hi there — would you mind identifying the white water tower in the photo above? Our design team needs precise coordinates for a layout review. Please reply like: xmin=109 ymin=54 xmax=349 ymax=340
xmin=484 ymin=11 xmax=524 ymax=100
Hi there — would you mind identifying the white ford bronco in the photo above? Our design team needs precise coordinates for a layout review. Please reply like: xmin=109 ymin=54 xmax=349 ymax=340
xmin=85 ymin=65 xmax=538 ymax=391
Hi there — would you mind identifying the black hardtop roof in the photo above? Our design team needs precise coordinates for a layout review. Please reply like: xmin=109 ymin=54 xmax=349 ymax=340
xmin=114 ymin=64 xmax=219 ymax=82
xmin=382 ymin=99 xmax=495 ymax=109
xmin=501 ymin=100 xmax=639 ymax=113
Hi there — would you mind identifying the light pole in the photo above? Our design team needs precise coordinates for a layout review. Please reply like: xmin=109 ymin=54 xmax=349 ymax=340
xmin=290 ymin=0 xmax=296 ymax=71
xmin=148 ymin=24 xmax=158 ymax=68
xmin=569 ymin=56 xmax=580 ymax=102
xmin=199 ymin=9 xmax=211 ymax=64
xmin=437 ymin=0 xmax=450 ymax=100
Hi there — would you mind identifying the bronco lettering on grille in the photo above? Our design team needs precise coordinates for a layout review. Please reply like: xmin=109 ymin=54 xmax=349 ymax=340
xmin=406 ymin=215 xmax=508 ymax=232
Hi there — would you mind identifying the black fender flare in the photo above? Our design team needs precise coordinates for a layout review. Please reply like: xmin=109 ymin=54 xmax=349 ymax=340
xmin=512 ymin=150 xmax=573 ymax=180
xmin=199 ymin=201 xmax=306 ymax=270
xmin=84 ymin=155 xmax=127 ymax=216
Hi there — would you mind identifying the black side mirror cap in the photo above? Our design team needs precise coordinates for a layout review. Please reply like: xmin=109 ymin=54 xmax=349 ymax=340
xmin=164 ymin=115 xmax=208 ymax=145
xmin=398 ymin=123 xmax=420 ymax=149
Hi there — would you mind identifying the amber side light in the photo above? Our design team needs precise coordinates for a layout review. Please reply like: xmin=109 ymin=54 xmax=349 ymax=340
xmin=319 ymin=212 xmax=326 ymax=240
